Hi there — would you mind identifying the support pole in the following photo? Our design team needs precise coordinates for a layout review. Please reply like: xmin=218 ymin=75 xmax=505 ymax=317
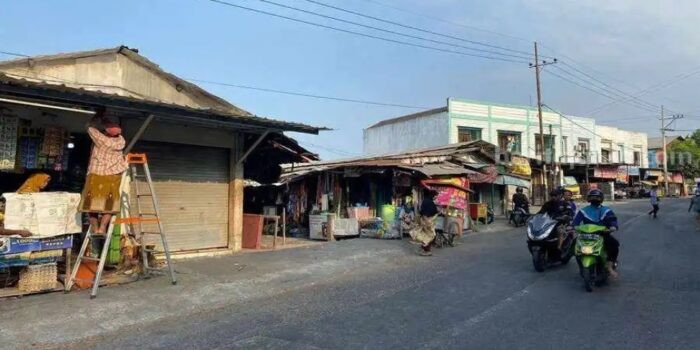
xmin=124 ymin=114 xmax=155 ymax=154
xmin=236 ymin=131 xmax=270 ymax=166
xmin=661 ymin=106 xmax=669 ymax=196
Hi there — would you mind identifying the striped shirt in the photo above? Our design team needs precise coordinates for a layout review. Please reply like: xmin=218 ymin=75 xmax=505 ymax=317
xmin=87 ymin=125 xmax=128 ymax=175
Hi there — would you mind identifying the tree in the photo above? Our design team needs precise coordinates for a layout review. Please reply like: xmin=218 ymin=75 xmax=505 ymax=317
xmin=668 ymin=136 xmax=700 ymax=179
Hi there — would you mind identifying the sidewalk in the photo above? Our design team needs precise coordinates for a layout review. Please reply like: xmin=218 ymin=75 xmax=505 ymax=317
xmin=0 ymin=238 xmax=440 ymax=349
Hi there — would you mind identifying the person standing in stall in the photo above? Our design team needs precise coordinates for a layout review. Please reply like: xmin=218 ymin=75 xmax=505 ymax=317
xmin=80 ymin=110 xmax=128 ymax=234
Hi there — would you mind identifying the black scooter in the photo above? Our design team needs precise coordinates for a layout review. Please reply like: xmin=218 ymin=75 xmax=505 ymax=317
xmin=510 ymin=204 xmax=531 ymax=227
xmin=526 ymin=213 xmax=576 ymax=272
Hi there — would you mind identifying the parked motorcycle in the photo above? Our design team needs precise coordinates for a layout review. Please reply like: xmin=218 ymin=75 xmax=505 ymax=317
xmin=510 ymin=205 xmax=530 ymax=227
xmin=526 ymin=213 xmax=576 ymax=272
xmin=574 ymin=224 xmax=610 ymax=292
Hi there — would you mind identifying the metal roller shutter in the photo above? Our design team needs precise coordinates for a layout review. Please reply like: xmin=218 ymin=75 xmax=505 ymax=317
xmin=130 ymin=141 xmax=229 ymax=252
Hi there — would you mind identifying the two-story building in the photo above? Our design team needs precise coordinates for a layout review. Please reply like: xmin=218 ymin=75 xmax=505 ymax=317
xmin=364 ymin=98 xmax=648 ymax=209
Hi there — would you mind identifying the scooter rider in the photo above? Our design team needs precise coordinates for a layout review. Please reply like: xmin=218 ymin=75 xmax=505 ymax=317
xmin=573 ymin=189 xmax=619 ymax=278
xmin=512 ymin=187 xmax=530 ymax=214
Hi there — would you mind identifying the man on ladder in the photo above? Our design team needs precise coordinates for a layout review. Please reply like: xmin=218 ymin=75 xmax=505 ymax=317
xmin=66 ymin=111 xmax=176 ymax=298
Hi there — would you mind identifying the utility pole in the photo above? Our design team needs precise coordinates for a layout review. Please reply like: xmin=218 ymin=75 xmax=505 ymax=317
xmin=660 ymin=106 xmax=684 ymax=196
xmin=530 ymin=42 xmax=557 ymax=198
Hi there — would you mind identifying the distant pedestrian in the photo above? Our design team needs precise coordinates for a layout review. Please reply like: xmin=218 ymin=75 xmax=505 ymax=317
xmin=648 ymin=186 xmax=660 ymax=219
xmin=410 ymin=188 xmax=438 ymax=256
xmin=688 ymin=190 xmax=700 ymax=229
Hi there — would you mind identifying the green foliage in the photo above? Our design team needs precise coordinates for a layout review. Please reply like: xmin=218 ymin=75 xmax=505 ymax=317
xmin=668 ymin=136 xmax=700 ymax=178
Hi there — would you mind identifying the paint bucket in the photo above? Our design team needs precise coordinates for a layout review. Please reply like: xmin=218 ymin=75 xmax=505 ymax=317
xmin=380 ymin=205 xmax=397 ymax=223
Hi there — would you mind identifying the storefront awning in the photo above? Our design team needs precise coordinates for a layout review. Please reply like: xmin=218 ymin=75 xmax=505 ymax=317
xmin=494 ymin=175 xmax=531 ymax=188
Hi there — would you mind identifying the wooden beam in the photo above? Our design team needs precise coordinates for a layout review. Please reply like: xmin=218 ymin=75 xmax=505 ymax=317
xmin=236 ymin=131 xmax=270 ymax=166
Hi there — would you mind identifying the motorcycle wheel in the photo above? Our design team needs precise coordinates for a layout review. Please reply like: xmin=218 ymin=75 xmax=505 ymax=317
xmin=446 ymin=222 xmax=459 ymax=247
xmin=582 ymin=267 xmax=595 ymax=292
xmin=434 ymin=231 xmax=444 ymax=248
xmin=532 ymin=248 xmax=546 ymax=272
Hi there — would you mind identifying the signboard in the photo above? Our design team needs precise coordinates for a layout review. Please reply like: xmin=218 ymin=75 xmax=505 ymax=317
xmin=628 ymin=167 xmax=640 ymax=176
xmin=509 ymin=156 xmax=532 ymax=177
xmin=593 ymin=166 xmax=618 ymax=179
xmin=422 ymin=177 xmax=469 ymax=210
xmin=0 ymin=235 xmax=73 ymax=255
xmin=616 ymin=166 xmax=628 ymax=183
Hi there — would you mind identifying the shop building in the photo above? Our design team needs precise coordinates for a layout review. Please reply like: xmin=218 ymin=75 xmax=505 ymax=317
xmin=0 ymin=46 xmax=323 ymax=256
xmin=279 ymin=141 xmax=497 ymax=239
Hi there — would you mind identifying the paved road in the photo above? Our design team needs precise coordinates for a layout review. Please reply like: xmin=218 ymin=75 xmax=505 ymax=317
xmin=87 ymin=198 xmax=700 ymax=349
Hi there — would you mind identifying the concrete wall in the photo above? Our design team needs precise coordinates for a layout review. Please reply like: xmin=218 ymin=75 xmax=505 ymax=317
xmin=363 ymin=111 xmax=449 ymax=156
xmin=447 ymin=98 xmax=563 ymax=160
xmin=597 ymin=125 xmax=648 ymax=167
xmin=0 ymin=53 xmax=228 ymax=111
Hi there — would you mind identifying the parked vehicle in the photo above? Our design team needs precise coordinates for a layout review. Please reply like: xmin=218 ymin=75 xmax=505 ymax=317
xmin=477 ymin=205 xmax=495 ymax=225
xmin=526 ymin=213 xmax=576 ymax=272
xmin=614 ymin=188 xmax=628 ymax=200
xmin=574 ymin=224 xmax=610 ymax=292
xmin=510 ymin=205 xmax=530 ymax=227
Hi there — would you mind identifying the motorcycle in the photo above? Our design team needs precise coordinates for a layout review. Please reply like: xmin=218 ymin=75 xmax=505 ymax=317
xmin=510 ymin=205 xmax=530 ymax=227
xmin=526 ymin=213 xmax=576 ymax=272
xmin=574 ymin=224 xmax=610 ymax=292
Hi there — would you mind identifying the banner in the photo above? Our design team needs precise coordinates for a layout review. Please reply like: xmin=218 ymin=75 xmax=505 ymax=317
xmin=508 ymin=156 xmax=532 ymax=177
xmin=616 ymin=166 xmax=628 ymax=183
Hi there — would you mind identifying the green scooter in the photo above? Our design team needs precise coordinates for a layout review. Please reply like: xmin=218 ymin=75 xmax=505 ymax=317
xmin=574 ymin=224 xmax=610 ymax=292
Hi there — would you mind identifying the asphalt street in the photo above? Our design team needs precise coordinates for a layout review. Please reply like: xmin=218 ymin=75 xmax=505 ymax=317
xmin=85 ymin=198 xmax=700 ymax=350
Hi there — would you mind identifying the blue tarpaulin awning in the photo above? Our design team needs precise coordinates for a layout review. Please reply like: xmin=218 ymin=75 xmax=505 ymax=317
xmin=494 ymin=175 xmax=531 ymax=188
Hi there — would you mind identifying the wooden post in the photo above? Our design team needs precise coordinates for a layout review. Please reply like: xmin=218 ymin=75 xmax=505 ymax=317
xmin=228 ymin=133 xmax=245 ymax=252
xmin=282 ymin=207 xmax=286 ymax=246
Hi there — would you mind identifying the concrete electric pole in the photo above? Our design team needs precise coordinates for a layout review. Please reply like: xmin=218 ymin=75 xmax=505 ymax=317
xmin=530 ymin=42 xmax=557 ymax=196
xmin=660 ymin=106 xmax=684 ymax=196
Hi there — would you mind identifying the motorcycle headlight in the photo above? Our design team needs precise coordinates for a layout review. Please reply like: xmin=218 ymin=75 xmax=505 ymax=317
xmin=527 ymin=226 xmax=535 ymax=240
xmin=581 ymin=246 xmax=594 ymax=255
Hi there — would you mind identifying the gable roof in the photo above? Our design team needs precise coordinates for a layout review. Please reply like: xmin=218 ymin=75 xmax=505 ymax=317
xmin=366 ymin=106 xmax=447 ymax=129
xmin=648 ymin=136 xmax=684 ymax=149
xmin=0 ymin=45 xmax=249 ymax=115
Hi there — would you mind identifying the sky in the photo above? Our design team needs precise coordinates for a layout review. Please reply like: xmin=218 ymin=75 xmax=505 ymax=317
xmin=3 ymin=0 xmax=700 ymax=159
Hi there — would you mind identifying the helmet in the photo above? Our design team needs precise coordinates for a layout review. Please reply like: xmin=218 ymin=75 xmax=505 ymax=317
xmin=516 ymin=187 xmax=524 ymax=193
xmin=549 ymin=187 xmax=564 ymax=197
xmin=587 ymin=189 xmax=604 ymax=202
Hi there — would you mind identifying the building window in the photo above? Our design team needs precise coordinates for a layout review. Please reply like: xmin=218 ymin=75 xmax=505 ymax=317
xmin=535 ymin=134 xmax=556 ymax=162
xmin=497 ymin=131 xmax=521 ymax=154
xmin=562 ymin=136 xmax=568 ymax=158
xmin=601 ymin=149 xmax=610 ymax=163
xmin=633 ymin=151 xmax=641 ymax=166
xmin=618 ymin=144 xmax=625 ymax=163
xmin=458 ymin=127 xmax=481 ymax=143
xmin=577 ymin=138 xmax=590 ymax=162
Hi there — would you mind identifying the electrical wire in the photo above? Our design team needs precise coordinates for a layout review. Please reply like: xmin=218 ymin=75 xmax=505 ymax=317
xmin=0 ymin=51 xmax=29 ymax=57
xmin=543 ymin=69 xmax=659 ymax=113
xmin=360 ymin=0 xmax=531 ymax=44
xmin=549 ymin=65 xmax=660 ymax=112
xmin=298 ymin=140 xmax=359 ymax=156
xmin=206 ymin=0 xmax=529 ymax=63
xmin=253 ymin=0 xmax=533 ymax=61
xmin=541 ymin=103 xmax=606 ymax=139
xmin=302 ymin=0 xmax=540 ymax=59
xmin=186 ymin=78 xmax=432 ymax=109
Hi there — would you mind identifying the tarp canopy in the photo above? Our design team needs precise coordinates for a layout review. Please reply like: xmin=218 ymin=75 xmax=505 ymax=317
xmin=494 ymin=175 xmax=531 ymax=188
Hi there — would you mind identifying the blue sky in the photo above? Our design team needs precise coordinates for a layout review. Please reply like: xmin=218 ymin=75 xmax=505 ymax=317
xmin=3 ymin=0 xmax=700 ymax=159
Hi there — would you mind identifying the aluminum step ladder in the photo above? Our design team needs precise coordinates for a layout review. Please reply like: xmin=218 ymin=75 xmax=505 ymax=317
xmin=65 ymin=153 xmax=176 ymax=298
xmin=123 ymin=153 xmax=176 ymax=284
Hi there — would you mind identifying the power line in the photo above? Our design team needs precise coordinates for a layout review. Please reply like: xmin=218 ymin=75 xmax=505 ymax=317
xmin=558 ymin=61 xmax=659 ymax=111
xmin=541 ymin=103 xmax=606 ymax=139
xmin=0 ymin=50 xmax=29 ymax=57
xmin=543 ymin=69 xmax=659 ymax=113
xmin=206 ymin=0 xmax=529 ymax=63
xmin=302 ymin=0 xmax=539 ymax=59
xmin=187 ymin=78 xmax=432 ymax=109
xmin=298 ymin=140 xmax=359 ymax=156
xmin=584 ymin=66 xmax=700 ymax=116
xmin=360 ymin=0 xmax=531 ymax=44
xmin=549 ymin=65 xmax=659 ymax=112
xmin=249 ymin=0 xmax=533 ymax=61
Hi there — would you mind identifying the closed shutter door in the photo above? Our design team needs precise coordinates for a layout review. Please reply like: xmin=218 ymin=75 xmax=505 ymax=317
xmin=130 ymin=141 xmax=229 ymax=252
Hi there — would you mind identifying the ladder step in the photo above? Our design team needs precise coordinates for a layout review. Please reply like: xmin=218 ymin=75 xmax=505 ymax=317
xmin=80 ymin=256 xmax=101 ymax=262
xmin=137 ymin=194 xmax=153 ymax=197
xmin=141 ymin=231 xmax=163 ymax=235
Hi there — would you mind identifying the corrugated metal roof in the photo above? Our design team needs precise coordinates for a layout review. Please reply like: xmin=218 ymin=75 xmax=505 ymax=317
xmin=0 ymin=73 xmax=325 ymax=134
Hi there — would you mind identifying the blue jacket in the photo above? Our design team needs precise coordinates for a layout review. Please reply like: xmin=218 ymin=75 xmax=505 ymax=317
xmin=573 ymin=204 xmax=618 ymax=229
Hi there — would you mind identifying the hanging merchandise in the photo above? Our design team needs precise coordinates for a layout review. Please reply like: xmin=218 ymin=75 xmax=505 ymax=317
xmin=0 ymin=115 xmax=19 ymax=171
xmin=41 ymin=126 xmax=65 ymax=157
xmin=19 ymin=137 xmax=40 ymax=169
